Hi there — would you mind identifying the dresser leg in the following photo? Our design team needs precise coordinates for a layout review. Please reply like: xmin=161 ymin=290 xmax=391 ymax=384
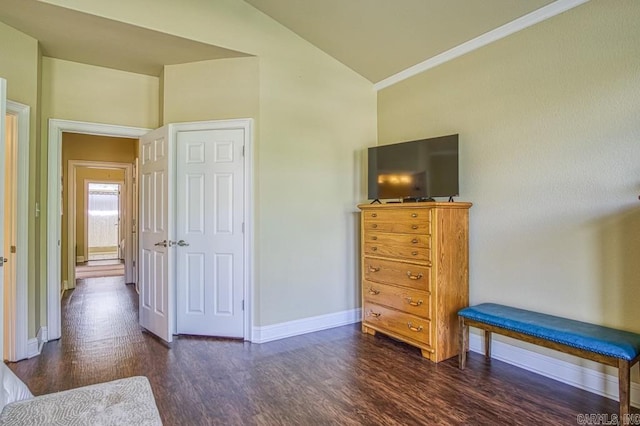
xmin=420 ymin=349 xmax=433 ymax=360
xmin=362 ymin=324 xmax=376 ymax=336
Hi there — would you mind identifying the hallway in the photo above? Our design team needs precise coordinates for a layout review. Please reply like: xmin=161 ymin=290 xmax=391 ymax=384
xmin=6 ymin=278 xmax=629 ymax=425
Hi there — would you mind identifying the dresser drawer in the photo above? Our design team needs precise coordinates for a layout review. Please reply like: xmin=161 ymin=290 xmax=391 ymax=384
xmin=364 ymin=242 xmax=430 ymax=262
xmin=363 ymin=258 xmax=430 ymax=291
xmin=363 ymin=302 xmax=432 ymax=346
xmin=363 ymin=281 xmax=431 ymax=319
xmin=363 ymin=231 xmax=430 ymax=248
xmin=363 ymin=209 xmax=430 ymax=234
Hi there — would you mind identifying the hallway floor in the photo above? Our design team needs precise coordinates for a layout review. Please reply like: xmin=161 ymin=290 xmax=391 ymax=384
xmin=75 ymin=259 xmax=125 ymax=279
xmin=7 ymin=277 xmax=632 ymax=425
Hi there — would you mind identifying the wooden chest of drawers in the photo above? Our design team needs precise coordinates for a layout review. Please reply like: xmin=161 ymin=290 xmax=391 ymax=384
xmin=358 ymin=202 xmax=471 ymax=362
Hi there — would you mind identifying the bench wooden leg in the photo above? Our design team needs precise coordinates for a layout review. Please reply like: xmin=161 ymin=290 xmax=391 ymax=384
xmin=484 ymin=330 xmax=492 ymax=360
xmin=459 ymin=316 xmax=468 ymax=369
xmin=618 ymin=359 xmax=630 ymax=425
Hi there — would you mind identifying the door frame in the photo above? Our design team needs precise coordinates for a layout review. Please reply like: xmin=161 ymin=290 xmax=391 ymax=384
xmin=67 ymin=161 xmax=132 ymax=289
xmin=47 ymin=119 xmax=149 ymax=340
xmin=4 ymin=100 xmax=29 ymax=361
xmin=48 ymin=118 xmax=255 ymax=342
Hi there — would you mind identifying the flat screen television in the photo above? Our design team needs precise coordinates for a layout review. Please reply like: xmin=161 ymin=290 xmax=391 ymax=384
xmin=367 ymin=134 xmax=459 ymax=201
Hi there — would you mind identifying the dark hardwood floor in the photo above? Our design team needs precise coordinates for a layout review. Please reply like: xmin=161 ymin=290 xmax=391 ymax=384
xmin=7 ymin=277 xmax=634 ymax=425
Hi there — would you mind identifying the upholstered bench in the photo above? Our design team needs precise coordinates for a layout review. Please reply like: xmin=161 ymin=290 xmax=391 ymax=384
xmin=0 ymin=371 xmax=162 ymax=425
xmin=458 ymin=303 xmax=640 ymax=422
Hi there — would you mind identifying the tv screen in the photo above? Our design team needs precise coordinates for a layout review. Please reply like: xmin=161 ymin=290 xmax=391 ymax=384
xmin=367 ymin=134 xmax=459 ymax=201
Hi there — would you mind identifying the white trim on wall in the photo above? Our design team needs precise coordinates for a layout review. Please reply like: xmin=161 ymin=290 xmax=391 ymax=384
xmin=374 ymin=0 xmax=591 ymax=91
xmin=27 ymin=326 xmax=48 ymax=359
xmin=47 ymin=119 xmax=149 ymax=341
xmin=5 ymin=100 xmax=30 ymax=362
xmin=469 ymin=332 xmax=640 ymax=408
xmin=252 ymin=308 xmax=362 ymax=344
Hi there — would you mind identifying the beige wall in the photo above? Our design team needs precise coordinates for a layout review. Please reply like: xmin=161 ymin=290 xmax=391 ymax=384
xmin=163 ymin=57 xmax=259 ymax=124
xmin=40 ymin=0 xmax=378 ymax=326
xmin=378 ymin=1 xmax=640 ymax=376
xmin=0 ymin=22 xmax=41 ymax=338
xmin=41 ymin=58 xmax=159 ymax=128
xmin=60 ymin=134 xmax=136 ymax=283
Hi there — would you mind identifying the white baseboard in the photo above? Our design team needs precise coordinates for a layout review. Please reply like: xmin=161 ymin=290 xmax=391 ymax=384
xmin=27 ymin=326 xmax=48 ymax=359
xmin=26 ymin=338 xmax=38 ymax=358
xmin=251 ymin=308 xmax=361 ymax=344
xmin=469 ymin=332 xmax=640 ymax=408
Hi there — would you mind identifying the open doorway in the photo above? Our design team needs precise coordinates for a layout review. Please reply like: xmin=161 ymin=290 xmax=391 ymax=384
xmin=75 ymin=181 xmax=126 ymax=280
xmin=87 ymin=182 xmax=121 ymax=261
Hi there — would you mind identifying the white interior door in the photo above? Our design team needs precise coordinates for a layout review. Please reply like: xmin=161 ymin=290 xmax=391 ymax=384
xmin=0 ymin=78 xmax=7 ymax=357
xmin=176 ymin=127 xmax=245 ymax=338
xmin=139 ymin=126 xmax=173 ymax=343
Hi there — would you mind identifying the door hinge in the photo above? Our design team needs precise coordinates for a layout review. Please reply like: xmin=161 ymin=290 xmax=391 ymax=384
xmin=133 ymin=260 xmax=136 ymax=267
xmin=242 ymin=222 xmax=245 ymax=233
xmin=242 ymin=146 xmax=245 ymax=157
xmin=242 ymin=300 xmax=245 ymax=311
xmin=10 ymin=246 xmax=16 ymax=253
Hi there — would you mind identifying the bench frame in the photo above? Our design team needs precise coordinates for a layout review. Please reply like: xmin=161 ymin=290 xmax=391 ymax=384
xmin=459 ymin=316 xmax=640 ymax=423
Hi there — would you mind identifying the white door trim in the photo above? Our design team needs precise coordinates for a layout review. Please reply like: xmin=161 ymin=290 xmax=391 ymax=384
xmin=67 ymin=161 xmax=132 ymax=289
xmin=4 ymin=100 xmax=29 ymax=361
xmin=170 ymin=119 xmax=254 ymax=341
xmin=47 ymin=119 xmax=149 ymax=340
xmin=48 ymin=118 xmax=254 ymax=342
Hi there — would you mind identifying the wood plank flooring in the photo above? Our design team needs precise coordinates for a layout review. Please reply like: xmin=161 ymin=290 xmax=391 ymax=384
xmin=7 ymin=277 xmax=636 ymax=425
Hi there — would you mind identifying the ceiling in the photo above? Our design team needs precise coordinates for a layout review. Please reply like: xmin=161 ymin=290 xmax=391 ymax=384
xmin=244 ymin=0 xmax=556 ymax=82
xmin=0 ymin=0 xmax=558 ymax=82
xmin=0 ymin=0 xmax=249 ymax=76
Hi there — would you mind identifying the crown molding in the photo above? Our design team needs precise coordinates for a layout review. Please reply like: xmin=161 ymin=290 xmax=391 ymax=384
xmin=374 ymin=0 xmax=591 ymax=91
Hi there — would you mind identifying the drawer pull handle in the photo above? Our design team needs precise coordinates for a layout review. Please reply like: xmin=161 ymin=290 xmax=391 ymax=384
xmin=411 ymin=238 xmax=418 ymax=244
xmin=371 ymin=236 xmax=378 ymax=240
xmin=406 ymin=272 xmax=423 ymax=280
xmin=406 ymin=297 xmax=423 ymax=306
xmin=372 ymin=247 xmax=378 ymax=251
xmin=411 ymin=251 xmax=418 ymax=256
xmin=411 ymin=225 xmax=418 ymax=230
xmin=369 ymin=311 xmax=381 ymax=318
xmin=368 ymin=266 xmax=380 ymax=273
xmin=372 ymin=224 xmax=378 ymax=228
xmin=411 ymin=213 xmax=418 ymax=218
xmin=368 ymin=287 xmax=380 ymax=295
xmin=371 ymin=213 xmax=377 ymax=217
xmin=407 ymin=322 xmax=423 ymax=332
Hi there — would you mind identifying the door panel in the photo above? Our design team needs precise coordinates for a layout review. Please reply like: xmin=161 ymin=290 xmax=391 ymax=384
xmin=138 ymin=126 xmax=173 ymax=343
xmin=176 ymin=128 xmax=245 ymax=337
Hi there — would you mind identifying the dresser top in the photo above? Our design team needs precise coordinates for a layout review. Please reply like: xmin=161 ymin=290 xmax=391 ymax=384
xmin=358 ymin=201 xmax=472 ymax=210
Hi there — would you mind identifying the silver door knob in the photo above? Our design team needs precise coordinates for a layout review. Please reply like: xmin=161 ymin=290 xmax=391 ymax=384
xmin=177 ymin=240 xmax=190 ymax=247
xmin=0 ymin=257 xmax=7 ymax=267
xmin=154 ymin=240 xmax=167 ymax=247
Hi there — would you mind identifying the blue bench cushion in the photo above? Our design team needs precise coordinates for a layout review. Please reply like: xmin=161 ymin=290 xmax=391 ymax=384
xmin=458 ymin=303 xmax=640 ymax=361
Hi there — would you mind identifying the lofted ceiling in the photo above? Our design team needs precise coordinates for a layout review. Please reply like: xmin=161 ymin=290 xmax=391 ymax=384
xmin=243 ymin=0 xmax=557 ymax=82
xmin=0 ymin=0 xmax=564 ymax=82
